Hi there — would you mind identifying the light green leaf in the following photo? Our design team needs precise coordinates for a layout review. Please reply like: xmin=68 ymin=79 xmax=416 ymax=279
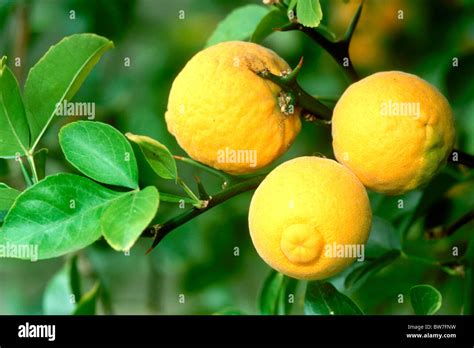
xmin=251 ymin=9 xmax=289 ymax=43
xmin=24 ymin=34 xmax=113 ymax=148
xmin=288 ymin=0 xmax=298 ymax=13
xmin=0 ymin=173 xmax=123 ymax=260
xmin=206 ymin=5 xmax=269 ymax=47
xmin=43 ymin=256 xmax=80 ymax=315
xmin=101 ymin=186 xmax=159 ymax=251
xmin=60 ymin=121 xmax=138 ymax=189
xmin=73 ymin=282 xmax=100 ymax=315
xmin=296 ymin=0 xmax=323 ymax=28
xmin=305 ymin=281 xmax=363 ymax=315
xmin=410 ymin=284 xmax=442 ymax=315
xmin=0 ymin=184 xmax=19 ymax=224
xmin=126 ymin=133 xmax=177 ymax=180
xmin=344 ymin=250 xmax=400 ymax=290
xmin=0 ymin=57 xmax=30 ymax=158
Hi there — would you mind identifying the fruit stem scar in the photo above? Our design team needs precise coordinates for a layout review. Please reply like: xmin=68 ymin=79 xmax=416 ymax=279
xmin=255 ymin=61 xmax=333 ymax=121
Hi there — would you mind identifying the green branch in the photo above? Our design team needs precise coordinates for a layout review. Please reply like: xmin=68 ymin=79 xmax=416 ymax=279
xmin=256 ymin=57 xmax=333 ymax=122
xmin=142 ymin=174 xmax=266 ymax=253
xmin=425 ymin=209 xmax=474 ymax=240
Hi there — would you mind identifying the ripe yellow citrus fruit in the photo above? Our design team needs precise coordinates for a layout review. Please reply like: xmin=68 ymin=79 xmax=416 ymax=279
xmin=165 ymin=41 xmax=301 ymax=175
xmin=332 ymin=71 xmax=455 ymax=195
xmin=248 ymin=157 xmax=372 ymax=280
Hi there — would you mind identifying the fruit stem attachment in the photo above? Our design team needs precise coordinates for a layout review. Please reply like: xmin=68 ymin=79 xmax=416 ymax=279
xmin=142 ymin=174 xmax=266 ymax=253
xmin=276 ymin=1 xmax=362 ymax=83
xmin=26 ymin=152 xmax=39 ymax=184
xmin=449 ymin=149 xmax=474 ymax=168
xmin=425 ymin=209 xmax=474 ymax=240
xmin=256 ymin=57 xmax=333 ymax=122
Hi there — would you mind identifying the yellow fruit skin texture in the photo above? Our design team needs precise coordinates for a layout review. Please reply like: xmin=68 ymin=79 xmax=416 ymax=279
xmin=248 ymin=157 xmax=372 ymax=280
xmin=332 ymin=71 xmax=455 ymax=195
xmin=165 ymin=41 xmax=301 ymax=175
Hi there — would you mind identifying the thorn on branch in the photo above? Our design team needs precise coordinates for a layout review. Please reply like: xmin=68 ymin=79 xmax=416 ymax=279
xmin=425 ymin=209 xmax=474 ymax=240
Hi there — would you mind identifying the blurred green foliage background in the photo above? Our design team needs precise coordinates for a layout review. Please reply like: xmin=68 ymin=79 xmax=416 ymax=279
xmin=0 ymin=0 xmax=473 ymax=315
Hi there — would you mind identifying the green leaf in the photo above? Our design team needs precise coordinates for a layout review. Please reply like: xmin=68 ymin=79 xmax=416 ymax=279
xmin=410 ymin=284 xmax=442 ymax=315
xmin=24 ymin=34 xmax=113 ymax=148
xmin=0 ymin=184 xmax=19 ymax=224
xmin=73 ymin=282 xmax=100 ymax=315
xmin=126 ymin=133 xmax=177 ymax=180
xmin=251 ymin=9 xmax=289 ymax=43
xmin=206 ymin=5 xmax=269 ymax=47
xmin=288 ymin=0 xmax=298 ymax=13
xmin=0 ymin=173 xmax=123 ymax=260
xmin=445 ymin=52 xmax=474 ymax=106
xmin=296 ymin=0 xmax=323 ymax=28
xmin=344 ymin=250 xmax=400 ymax=290
xmin=33 ymin=148 xmax=48 ymax=181
xmin=101 ymin=186 xmax=159 ymax=251
xmin=260 ymin=270 xmax=285 ymax=315
xmin=214 ymin=308 xmax=246 ymax=315
xmin=365 ymin=216 xmax=401 ymax=259
xmin=60 ymin=121 xmax=138 ymax=189
xmin=305 ymin=281 xmax=363 ymax=315
xmin=0 ymin=159 xmax=8 ymax=176
xmin=0 ymin=57 xmax=30 ymax=158
xmin=276 ymin=277 xmax=299 ymax=315
xmin=43 ymin=256 xmax=80 ymax=315
xmin=259 ymin=270 xmax=297 ymax=315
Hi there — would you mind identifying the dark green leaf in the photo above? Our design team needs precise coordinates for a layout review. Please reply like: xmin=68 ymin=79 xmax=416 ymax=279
xmin=43 ymin=256 xmax=80 ymax=315
xmin=445 ymin=52 xmax=474 ymax=106
xmin=0 ymin=159 xmax=8 ymax=176
xmin=0 ymin=1 xmax=14 ymax=32
xmin=251 ymin=9 xmax=289 ymax=43
xmin=277 ymin=277 xmax=299 ymax=315
xmin=260 ymin=270 xmax=285 ymax=315
xmin=60 ymin=121 xmax=138 ymax=189
xmin=410 ymin=284 xmax=442 ymax=315
xmin=365 ymin=216 xmax=401 ymax=259
xmin=259 ymin=270 xmax=297 ymax=315
xmin=0 ymin=184 xmax=19 ymax=224
xmin=73 ymin=282 xmax=100 ymax=315
xmin=24 ymin=34 xmax=113 ymax=148
xmin=296 ymin=0 xmax=323 ymax=28
xmin=0 ymin=173 xmax=123 ymax=260
xmin=206 ymin=5 xmax=269 ymax=47
xmin=0 ymin=57 xmax=30 ymax=158
xmin=344 ymin=250 xmax=400 ymax=290
xmin=126 ymin=133 xmax=177 ymax=180
xmin=101 ymin=186 xmax=159 ymax=251
xmin=305 ymin=281 xmax=363 ymax=315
